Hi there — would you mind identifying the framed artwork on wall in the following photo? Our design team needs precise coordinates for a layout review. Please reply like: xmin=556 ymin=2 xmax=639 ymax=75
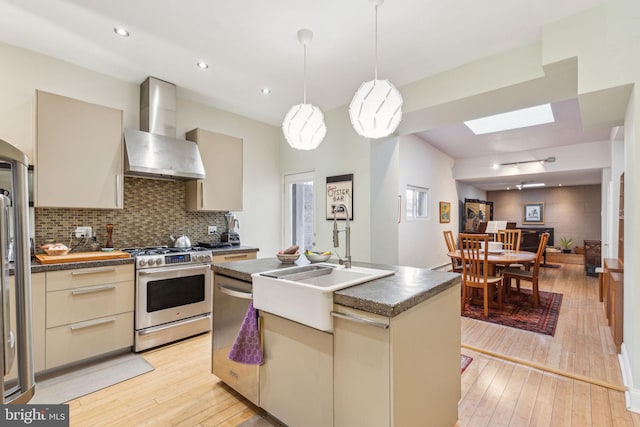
xmin=463 ymin=198 xmax=493 ymax=231
xmin=439 ymin=201 xmax=451 ymax=223
xmin=326 ymin=174 xmax=353 ymax=220
xmin=522 ymin=202 xmax=544 ymax=224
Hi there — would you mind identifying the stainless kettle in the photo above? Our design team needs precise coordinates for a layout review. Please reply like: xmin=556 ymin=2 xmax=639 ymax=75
xmin=170 ymin=232 xmax=192 ymax=248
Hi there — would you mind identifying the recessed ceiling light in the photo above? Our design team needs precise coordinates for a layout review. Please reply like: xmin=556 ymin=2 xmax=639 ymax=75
xmin=113 ymin=27 xmax=130 ymax=37
xmin=196 ymin=61 xmax=209 ymax=69
xmin=261 ymin=88 xmax=271 ymax=95
xmin=464 ymin=104 xmax=555 ymax=135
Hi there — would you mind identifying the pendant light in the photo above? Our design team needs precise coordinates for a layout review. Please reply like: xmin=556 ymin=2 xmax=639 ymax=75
xmin=282 ymin=29 xmax=327 ymax=150
xmin=349 ymin=0 xmax=403 ymax=139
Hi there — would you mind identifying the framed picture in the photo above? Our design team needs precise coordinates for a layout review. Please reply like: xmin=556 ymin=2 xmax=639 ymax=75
xmin=439 ymin=201 xmax=451 ymax=223
xmin=523 ymin=202 xmax=545 ymax=224
xmin=463 ymin=198 xmax=493 ymax=231
xmin=326 ymin=174 xmax=353 ymax=220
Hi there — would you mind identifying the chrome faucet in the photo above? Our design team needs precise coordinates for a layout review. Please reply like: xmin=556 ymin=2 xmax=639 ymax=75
xmin=332 ymin=203 xmax=351 ymax=268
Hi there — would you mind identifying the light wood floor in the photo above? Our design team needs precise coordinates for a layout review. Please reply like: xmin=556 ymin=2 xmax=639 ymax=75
xmin=67 ymin=263 xmax=640 ymax=426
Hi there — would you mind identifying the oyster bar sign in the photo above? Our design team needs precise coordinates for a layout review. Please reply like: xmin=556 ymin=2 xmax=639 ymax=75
xmin=326 ymin=174 xmax=353 ymax=220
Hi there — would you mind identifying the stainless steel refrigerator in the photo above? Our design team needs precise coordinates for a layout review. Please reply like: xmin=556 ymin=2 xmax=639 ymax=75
xmin=0 ymin=138 xmax=35 ymax=403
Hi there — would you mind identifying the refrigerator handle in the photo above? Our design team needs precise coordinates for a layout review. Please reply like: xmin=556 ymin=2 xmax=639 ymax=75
xmin=0 ymin=195 xmax=16 ymax=376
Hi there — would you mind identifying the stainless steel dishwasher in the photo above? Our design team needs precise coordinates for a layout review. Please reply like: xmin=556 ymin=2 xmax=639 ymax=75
xmin=212 ymin=273 xmax=259 ymax=406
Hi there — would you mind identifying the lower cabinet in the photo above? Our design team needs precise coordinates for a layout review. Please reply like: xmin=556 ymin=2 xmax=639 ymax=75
xmin=44 ymin=264 xmax=135 ymax=369
xmin=259 ymin=312 xmax=333 ymax=427
xmin=333 ymin=285 xmax=461 ymax=427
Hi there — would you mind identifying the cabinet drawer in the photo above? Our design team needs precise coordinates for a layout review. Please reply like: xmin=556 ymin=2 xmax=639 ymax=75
xmin=212 ymin=252 xmax=257 ymax=263
xmin=46 ymin=280 xmax=134 ymax=328
xmin=45 ymin=311 xmax=133 ymax=369
xmin=47 ymin=264 xmax=133 ymax=291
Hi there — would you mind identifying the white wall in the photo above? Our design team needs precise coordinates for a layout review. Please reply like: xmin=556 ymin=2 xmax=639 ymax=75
xmin=397 ymin=134 xmax=458 ymax=269
xmin=280 ymin=105 xmax=373 ymax=262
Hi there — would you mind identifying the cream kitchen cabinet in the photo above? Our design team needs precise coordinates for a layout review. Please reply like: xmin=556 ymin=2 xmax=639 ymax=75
xmin=44 ymin=264 xmax=134 ymax=369
xmin=211 ymin=251 xmax=256 ymax=264
xmin=185 ymin=128 xmax=243 ymax=211
xmin=35 ymin=90 xmax=123 ymax=209
xmin=259 ymin=312 xmax=333 ymax=427
xmin=7 ymin=273 xmax=46 ymax=377
xmin=333 ymin=284 xmax=460 ymax=427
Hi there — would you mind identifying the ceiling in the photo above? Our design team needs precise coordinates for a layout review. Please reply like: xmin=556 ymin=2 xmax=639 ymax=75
xmin=0 ymin=0 xmax=616 ymax=190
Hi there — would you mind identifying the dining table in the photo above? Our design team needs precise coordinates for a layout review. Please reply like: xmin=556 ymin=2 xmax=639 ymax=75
xmin=447 ymin=249 xmax=537 ymax=276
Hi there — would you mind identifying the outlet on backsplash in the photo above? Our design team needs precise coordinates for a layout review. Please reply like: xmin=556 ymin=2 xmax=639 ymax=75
xmin=208 ymin=226 xmax=217 ymax=235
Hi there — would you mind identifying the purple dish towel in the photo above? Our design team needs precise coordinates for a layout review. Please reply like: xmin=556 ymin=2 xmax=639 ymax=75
xmin=228 ymin=301 xmax=264 ymax=365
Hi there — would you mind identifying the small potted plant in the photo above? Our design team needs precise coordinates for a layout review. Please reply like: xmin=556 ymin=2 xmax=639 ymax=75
xmin=559 ymin=237 xmax=573 ymax=253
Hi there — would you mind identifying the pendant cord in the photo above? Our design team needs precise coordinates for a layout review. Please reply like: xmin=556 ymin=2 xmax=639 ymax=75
xmin=374 ymin=4 xmax=378 ymax=80
xmin=303 ymin=44 xmax=307 ymax=104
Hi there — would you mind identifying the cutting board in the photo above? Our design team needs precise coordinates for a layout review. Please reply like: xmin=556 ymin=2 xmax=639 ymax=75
xmin=35 ymin=250 xmax=131 ymax=265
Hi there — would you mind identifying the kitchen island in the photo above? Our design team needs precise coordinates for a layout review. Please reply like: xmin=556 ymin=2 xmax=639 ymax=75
xmin=212 ymin=258 xmax=461 ymax=427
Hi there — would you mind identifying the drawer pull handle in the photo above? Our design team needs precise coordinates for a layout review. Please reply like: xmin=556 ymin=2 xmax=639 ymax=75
xmin=331 ymin=311 xmax=389 ymax=329
xmin=223 ymin=254 xmax=249 ymax=260
xmin=71 ymin=285 xmax=117 ymax=295
xmin=139 ymin=313 xmax=211 ymax=335
xmin=70 ymin=317 xmax=116 ymax=331
xmin=70 ymin=267 xmax=117 ymax=276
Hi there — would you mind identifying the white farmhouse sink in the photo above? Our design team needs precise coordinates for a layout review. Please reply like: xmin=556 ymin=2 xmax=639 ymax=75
xmin=251 ymin=263 xmax=394 ymax=331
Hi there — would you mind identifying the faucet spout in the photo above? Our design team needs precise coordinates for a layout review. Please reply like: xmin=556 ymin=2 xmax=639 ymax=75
xmin=332 ymin=203 xmax=351 ymax=268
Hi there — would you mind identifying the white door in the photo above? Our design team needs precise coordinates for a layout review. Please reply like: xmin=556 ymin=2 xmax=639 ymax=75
xmin=283 ymin=172 xmax=315 ymax=250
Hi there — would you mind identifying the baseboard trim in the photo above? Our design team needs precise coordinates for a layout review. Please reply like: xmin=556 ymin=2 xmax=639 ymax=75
xmin=619 ymin=343 xmax=640 ymax=413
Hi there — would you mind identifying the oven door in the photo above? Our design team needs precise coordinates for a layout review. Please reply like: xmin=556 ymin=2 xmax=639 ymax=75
xmin=136 ymin=264 xmax=211 ymax=330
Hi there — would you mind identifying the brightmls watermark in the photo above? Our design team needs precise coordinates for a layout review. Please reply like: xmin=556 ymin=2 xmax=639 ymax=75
xmin=1 ymin=405 xmax=69 ymax=426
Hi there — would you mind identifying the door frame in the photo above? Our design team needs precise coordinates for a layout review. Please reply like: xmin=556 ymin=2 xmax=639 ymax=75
xmin=283 ymin=170 xmax=316 ymax=249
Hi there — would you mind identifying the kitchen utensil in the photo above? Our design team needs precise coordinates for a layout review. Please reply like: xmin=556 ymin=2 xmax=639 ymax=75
xmin=170 ymin=231 xmax=192 ymax=248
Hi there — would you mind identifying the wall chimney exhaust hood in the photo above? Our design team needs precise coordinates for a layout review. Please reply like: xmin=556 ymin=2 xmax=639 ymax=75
xmin=124 ymin=77 xmax=205 ymax=180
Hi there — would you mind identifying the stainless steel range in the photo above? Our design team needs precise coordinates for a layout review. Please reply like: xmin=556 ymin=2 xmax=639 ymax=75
xmin=124 ymin=246 xmax=213 ymax=352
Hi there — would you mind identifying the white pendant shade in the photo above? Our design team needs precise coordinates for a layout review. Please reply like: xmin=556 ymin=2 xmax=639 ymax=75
xmin=349 ymin=0 xmax=403 ymax=139
xmin=349 ymin=79 xmax=403 ymax=138
xmin=282 ymin=103 xmax=327 ymax=150
xmin=282 ymin=29 xmax=327 ymax=150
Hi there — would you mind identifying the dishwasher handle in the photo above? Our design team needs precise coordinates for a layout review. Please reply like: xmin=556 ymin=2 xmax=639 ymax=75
xmin=217 ymin=283 xmax=253 ymax=300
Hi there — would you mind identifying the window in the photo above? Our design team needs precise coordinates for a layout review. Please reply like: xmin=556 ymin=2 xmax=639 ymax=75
xmin=406 ymin=186 xmax=429 ymax=219
xmin=284 ymin=172 xmax=315 ymax=250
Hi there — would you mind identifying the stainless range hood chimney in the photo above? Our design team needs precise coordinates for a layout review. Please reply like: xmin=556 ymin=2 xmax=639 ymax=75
xmin=124 ymin=77 xmax=205 ymax=180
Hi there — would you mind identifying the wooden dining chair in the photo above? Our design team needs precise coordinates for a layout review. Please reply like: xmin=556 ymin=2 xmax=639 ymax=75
xmin=495 ymin=229 xmax=523 ymax=274
xmin=459 ymin=233 xmax=503 ymax=317
xmin=502 ymin=232 xmax=550 ymax=307
xmin=497 ymin=229 xmax=522 ymax=251
xmin=443 ymin=230 xmax=463 ymax=272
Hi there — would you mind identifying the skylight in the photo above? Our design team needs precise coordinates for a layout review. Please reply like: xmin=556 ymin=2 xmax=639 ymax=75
xmin=464 ymin=104 xmax=555 ymax=135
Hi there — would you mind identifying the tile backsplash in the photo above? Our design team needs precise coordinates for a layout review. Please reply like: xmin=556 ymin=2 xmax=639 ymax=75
xmin=35 ymin=177 xmax=228 ymax=250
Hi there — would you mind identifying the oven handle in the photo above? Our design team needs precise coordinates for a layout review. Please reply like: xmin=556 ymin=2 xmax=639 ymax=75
xmin=217 ymin=283 xmax=252 ymax=300
xmin=138 ymin=313 xmax=212 ymax=336
xmin=138 ymin=264 xmax=211 ymax=276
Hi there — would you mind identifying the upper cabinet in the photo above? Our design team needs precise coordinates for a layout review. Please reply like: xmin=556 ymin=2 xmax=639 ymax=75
xmin=185 ymin=128 xmax=243 ymax=211
xmin=36 ymin=90 xmax=123 ymax=209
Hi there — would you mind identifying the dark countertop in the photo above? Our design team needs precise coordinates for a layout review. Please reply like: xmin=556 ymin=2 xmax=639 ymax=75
xmin=212 ymin=258 xmax=460 ymax=318
xmin=14 ymin=246 xmax=259 ymax=274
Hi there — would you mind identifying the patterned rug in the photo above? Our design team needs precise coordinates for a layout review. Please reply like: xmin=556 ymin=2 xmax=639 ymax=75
xmin=461 ymin=354 xmax=473 ymax=373
xmin=462 ymin=289 xmax=563 ymax=336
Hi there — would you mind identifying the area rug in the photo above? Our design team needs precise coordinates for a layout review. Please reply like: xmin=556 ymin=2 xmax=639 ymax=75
xmin=461 ymin=354 xmax=473 ymax=373
xmin=462 ymin=289 xmax=563 ymax=336
xmin=30 ymin=352 xmax=154 ymax=404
